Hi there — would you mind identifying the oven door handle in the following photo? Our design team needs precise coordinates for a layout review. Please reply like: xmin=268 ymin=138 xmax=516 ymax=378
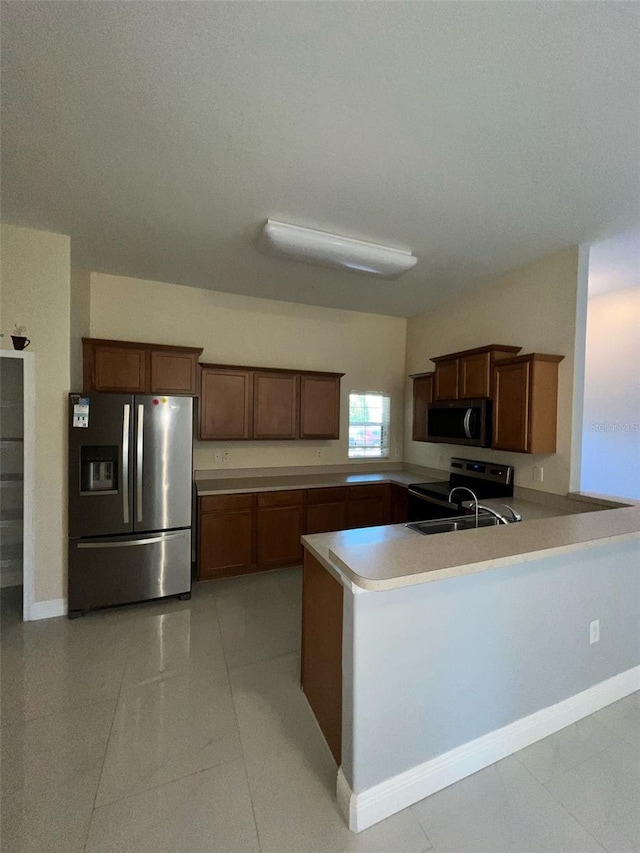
xmin=408 ymin=487 xmax=429 ymax=499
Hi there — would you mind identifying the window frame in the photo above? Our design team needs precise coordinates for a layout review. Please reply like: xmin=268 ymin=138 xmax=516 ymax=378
xmin=347 ymin=391 xmax=391 ymax=460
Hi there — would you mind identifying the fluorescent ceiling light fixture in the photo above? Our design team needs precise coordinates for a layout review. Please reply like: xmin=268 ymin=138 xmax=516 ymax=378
xmin=259 ymin=219 xmax=417 ymax=279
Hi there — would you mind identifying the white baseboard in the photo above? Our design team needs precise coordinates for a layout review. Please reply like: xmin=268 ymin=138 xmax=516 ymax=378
xmin=27 ymin=597 xmax=67 ymax=621
xmin=338 ymin=665 xmax=640 ymax=833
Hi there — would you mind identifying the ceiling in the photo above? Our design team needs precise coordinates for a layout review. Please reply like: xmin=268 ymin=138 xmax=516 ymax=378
xmin=1 ymin=2 xmax=639 ymax=318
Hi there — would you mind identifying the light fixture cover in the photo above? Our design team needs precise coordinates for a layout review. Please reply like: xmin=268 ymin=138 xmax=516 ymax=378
xmin=259 ymin=219 xmax=417 ymax=279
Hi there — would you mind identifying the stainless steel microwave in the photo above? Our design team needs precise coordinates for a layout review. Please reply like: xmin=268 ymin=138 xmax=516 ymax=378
xmin=426 ymin=399 xmax=492 ymax=447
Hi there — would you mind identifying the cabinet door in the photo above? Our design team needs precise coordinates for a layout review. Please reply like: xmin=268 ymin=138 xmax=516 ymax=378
xmin=198 ymin=495 xmax=255 ymax=580
xmin=150 ymin=351 xmax=198 ymax=395
xmin=346 ymin=484 xmax=390 ymax=529
xmin=301 ymin=551 xmax=343 ymax=765
xmin=253 ymin=372 xmax=299 ymax=439
xmin=199 ymin=368 xmax=252 ymax=440
xmin=92 ymin=345 xmax=148 ymax=393
xmin=492 ymin=361 xmax=530 ymax=452
xmin=459 ymin=353 xmax=491 ymax=399
xmin=299 ymin=375 xmax=341 ymax=439
xmin=434 ymin=359 xmax=459 ymax=400
xmin=390 ymin=484 xmax=408 ymax=524
xmin=412 ymin=374 xmax=433 ymax=441
xmin=256 ymin=502 xmax=305 ymax=568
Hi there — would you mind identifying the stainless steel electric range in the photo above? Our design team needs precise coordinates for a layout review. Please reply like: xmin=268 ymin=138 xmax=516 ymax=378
xmin=408 ymin=457 xmax=514 ymax=522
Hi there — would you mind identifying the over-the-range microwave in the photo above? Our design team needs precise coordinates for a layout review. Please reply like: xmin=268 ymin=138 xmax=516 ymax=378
xmin=426 ymin=399 xmax=492 ymax=447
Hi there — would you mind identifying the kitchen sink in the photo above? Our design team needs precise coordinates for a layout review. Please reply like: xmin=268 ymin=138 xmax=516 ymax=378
xmin=406 ymin=514 xmax=501 ymax=536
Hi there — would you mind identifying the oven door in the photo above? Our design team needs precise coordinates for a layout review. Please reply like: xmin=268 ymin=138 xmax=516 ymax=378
xmin=407 ymin=488 xmax=461 ymax=522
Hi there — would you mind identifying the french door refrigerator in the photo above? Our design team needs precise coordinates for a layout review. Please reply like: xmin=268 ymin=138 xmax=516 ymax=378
xmin=68 ymin=393 xmax=193 ymax=617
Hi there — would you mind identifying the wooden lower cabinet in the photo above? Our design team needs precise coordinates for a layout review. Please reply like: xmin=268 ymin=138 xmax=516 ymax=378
xmin=198 ymin=494 xmax=255 ymax=580
xmin=346 ymin=484 xmax=391 ymax=528
xmin=197 ymin=481 xmax=402 ymax=581
xmin=256 ymin=491 xmax=305 ymax=568
xmin=390 ymin=484 xmax=408 ymax=524
xmin=301 ymin=551 xmax=343 ymax=764
xmin=306 ymin=487 xmax=348 ymax=534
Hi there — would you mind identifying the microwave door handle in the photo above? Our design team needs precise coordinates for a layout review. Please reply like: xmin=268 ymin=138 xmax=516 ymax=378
xmin=122 ymin=404 xmax=130 ymax=524
xmin=463 ymin=407 xmax=473 ymax=439
xmin=136 ymin=404 xmax=144 ymax=524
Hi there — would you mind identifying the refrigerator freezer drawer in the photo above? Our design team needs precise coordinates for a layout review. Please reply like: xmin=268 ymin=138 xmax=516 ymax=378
xmin=68 ymin=529 xmax=191 ymax=613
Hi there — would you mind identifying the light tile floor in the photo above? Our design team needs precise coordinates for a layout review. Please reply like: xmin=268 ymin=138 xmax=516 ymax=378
xmin=1 ymin=570 xmax=638 ymax=853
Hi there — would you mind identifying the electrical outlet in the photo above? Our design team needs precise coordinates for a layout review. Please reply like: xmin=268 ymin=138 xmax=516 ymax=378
xmin=315 ymin=449 xmax=323 ymax=459
xmin=589 ymin=619 xmax=600 ymax=644
xmin=222 ymin=450 xmax=230 ymax=462
xmin=532 ymin=466 xmax=544 ymax=483
xmin=214 ymin=451 xmax=222 ymax=463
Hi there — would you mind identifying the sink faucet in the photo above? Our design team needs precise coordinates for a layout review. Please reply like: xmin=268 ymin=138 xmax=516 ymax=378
xmin=476 ymin=503 xmax=523 ymax=525
xmin=448 ymin=486 xmax=479 ymax=528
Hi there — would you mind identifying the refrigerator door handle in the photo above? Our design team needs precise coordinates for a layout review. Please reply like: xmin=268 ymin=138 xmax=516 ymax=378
xmin=77 ymin=531 xmax=187 ymax=549
xmin=136 ymin=403 xmax=144 ymax=523
xmin=122 ymin=404 xmax=130 ymax=524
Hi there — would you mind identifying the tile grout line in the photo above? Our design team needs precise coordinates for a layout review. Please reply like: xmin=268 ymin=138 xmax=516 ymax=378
xmin=81 ymin=627 xmax=133 ymax=853
xmin=512 ymin=749 xmax=610 ymax=853
xmin=212 ymin=587 xmax=265 ymax=853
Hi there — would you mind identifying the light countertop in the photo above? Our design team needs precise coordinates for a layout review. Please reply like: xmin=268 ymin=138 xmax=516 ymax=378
xmin=302 ymin=502 xmax=640 ymax=592
xmin=195 ymin=468 xmax=421 ymax=495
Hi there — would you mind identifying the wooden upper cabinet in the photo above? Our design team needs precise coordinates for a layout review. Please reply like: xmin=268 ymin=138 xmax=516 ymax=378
xmin=410 ymin=372 xmax=434 ymax=441
xmin=83 ymin=338 xmax=203 ymax=395
xmin=253 ymin=372 xmax=299 ymax=439
xmin=91 ymin=344 xmax=148 ymax=394
xmin=432 ymin=345 xmax=522 ymax=401
xmin=299 ymin=374 xmax=342 ymax=440
xmin=459 ymin=352 xmax=491 ymax=399
xmin=493 ymin=353 xmax=564 ymax=454
xmin=150 ymin=350 xmax=199 ymax=395
xmin=434 ymin=359 xmax=459 ymax=401
xmin=197 ymin=364 xmax=343 ymax=441
xmin=199 ymin=367 xmax=252 ymax=440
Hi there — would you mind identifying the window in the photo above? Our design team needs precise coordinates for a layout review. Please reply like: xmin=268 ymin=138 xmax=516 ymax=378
xmin=348 ymin=392 xmax=391 ymax=458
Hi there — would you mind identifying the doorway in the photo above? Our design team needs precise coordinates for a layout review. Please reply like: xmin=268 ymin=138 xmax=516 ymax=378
xmin=0 ymin=351 xmax=35 ymax=620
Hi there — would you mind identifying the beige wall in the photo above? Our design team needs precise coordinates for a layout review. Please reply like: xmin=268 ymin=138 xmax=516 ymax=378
xmin=405 ymin=247 xmax=580 ymax=495
xmin=70 ymin=268 xmax=91 ymax=391
xmin=1 ymin=223 xmax=71 ymax=602
xmin=90 ymin=273 xmax=408 ymax=470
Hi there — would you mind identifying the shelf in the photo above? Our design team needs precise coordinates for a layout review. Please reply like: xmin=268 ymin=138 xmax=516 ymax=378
xmin=0 ymin=474 xmax=23 ymax=482
xmin=0 ymin=509 xmax=23 ymax=522
xmin=0 ymin=437 xmax=24 ymax=443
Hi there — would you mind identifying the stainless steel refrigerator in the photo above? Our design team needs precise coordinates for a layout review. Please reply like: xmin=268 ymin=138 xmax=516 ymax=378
xmin=68 ymin=393 xmax=193 ymax=617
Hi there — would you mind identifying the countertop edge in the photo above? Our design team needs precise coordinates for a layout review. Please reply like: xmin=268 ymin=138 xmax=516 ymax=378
xmin=324 ymin=528 xmax=640 ymax=592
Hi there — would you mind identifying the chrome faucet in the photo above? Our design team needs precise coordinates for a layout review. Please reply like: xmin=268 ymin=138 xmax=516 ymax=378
xmin=475 ymin=503 xmax=522 ymax=525
xmin=448 ymin=486 xmax=479 ymax=528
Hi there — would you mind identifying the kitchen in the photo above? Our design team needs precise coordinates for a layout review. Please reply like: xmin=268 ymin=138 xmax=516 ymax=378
xmin=1 ymin=3 xmax=639 ymax=851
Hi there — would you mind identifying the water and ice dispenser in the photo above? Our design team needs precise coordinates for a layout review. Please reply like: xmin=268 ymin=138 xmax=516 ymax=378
xmin=80 ymin=446 xmax=118 ymax=493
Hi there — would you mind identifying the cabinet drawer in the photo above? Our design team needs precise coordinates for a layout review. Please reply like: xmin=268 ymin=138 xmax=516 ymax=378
xmin=200 ymin=493 xmax=254 ymax=513
xmin=307 ymin=487 xmax=348 ymax=505
xmin=257 ymin=490 xmax=305 ymax=508
xmin=348 ymin=484 xmax=387 ymax=499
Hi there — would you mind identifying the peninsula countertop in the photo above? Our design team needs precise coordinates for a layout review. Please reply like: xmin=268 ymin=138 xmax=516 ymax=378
xmin=302 ymin=500 xmax=640 ymax=592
